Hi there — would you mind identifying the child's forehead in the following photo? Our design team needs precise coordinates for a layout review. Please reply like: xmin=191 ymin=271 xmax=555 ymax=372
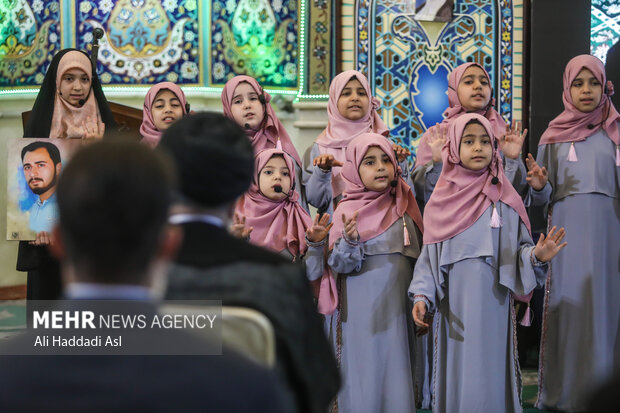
xmin=233 ymin=82 xmax=258 ymax=95
xmin=461 ymin=122 xmax=490 ymax=137
xmin=263 ymin=155 xmax=289 ymax=168
xmin=62 ymin=67 xmax=88 ymax=77
xmin=362 ymin=145 xmax=388 ymax=157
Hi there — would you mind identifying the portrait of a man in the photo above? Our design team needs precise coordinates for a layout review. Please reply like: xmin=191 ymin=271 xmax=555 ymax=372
xmin=6 ymin=138 xmax=80 ymax=241
xmin=21 ymin=141 xmax=62 ymax=234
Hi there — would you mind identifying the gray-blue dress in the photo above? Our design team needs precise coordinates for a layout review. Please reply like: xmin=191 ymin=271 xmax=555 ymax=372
xmin=327 ymin=215 xmax=422 ymax=413
xmin=528 ymin=129 xmax=620 ymax=412
xmin=409 ymin=204 xmax=548 ymax=413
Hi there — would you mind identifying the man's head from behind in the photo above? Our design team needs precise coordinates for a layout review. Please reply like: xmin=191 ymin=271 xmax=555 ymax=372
xmin=52 ymin=140 xmax=177 ymax=285
xmin=21 ymin=141 xmax=62 ymax=199
xmin=158 ymin=112 xmax=254 ymax=212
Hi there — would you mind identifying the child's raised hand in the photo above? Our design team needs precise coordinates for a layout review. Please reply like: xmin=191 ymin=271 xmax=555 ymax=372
xmin=412 ymin=301 xmax=429 ymax=328
xmin=525 ymin=153 xmax=548 ymax=190
xmin=306 ymin=213 xmax=333 ymax=243
xmin=313 ymin=154 xmax=344 ymax=171
xmin=341 ymin=211 xmax=359 ymax=241
xmin=534 ymin=226 xmax=567 ymax=262
xmin=230 ymin=212 xmax=253 ymax=239
xmin=82 ymin=116 xmax=105 ymax=141
xmin=427 ymin=123 xmax=447 ymax=163
xmin=392 ymin=143 xmax=410 ymax=163
xmin=499 ymin=120 xmax=528 ymax=160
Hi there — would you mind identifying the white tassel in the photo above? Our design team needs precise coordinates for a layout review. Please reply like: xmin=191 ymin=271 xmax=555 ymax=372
xmin=519 ymin=305 xmax=532 ymax=327
xmin=616 ymin=145 xmax=620 ymax=167
xmin=403 ymin=220 xmax=411 ymax=246
xmin=567 ymin=142 xmax=578 ymax=162
xmin=490 ymin=204 xmax=502 ymax=228
xmin=276 ymin=138 xmax=283 ymax=150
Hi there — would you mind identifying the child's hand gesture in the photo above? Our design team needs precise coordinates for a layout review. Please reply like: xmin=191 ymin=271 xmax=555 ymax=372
xmin=230 ymin=212 xmax=253 ymax=239
xmin=412 ymin=301 xmax=429 ymax=328
xmin=534 ymin=226 xmax=567 ymax=262
xmin=499 ymin=120 xmax=528 ymax=160
xmin=427 ymin=123 xmax=447 ymax=163
xmin=82 ymin=116 xmax=105 ymax=141
xmin=341 ymin=211 xmax=359 ymax=242
xmin=392 ymin=143 xmax=411 ymax=163
xmin=313 ymin=154 xmax=344 ymax=171
xmin=306 ymin=213 xmax=333 ymax=243
xmin=525 ymin=153 xmax=548 ymax=190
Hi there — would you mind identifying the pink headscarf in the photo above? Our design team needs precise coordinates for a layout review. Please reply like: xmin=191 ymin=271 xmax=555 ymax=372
xmin=49 ymin=51 xmax=100 ymax=139
xmin=423 ymin=114 xmax=530 ymax=244
xmin=539 ymin=54 xmax=619 ymax=146
xmin=221 ymin=76 xmax=301 ymax=165
xmin=235 ymin=149 xmax=311 ymax=257
xmin=414 ymin=62 xmax=507 ymax=167
xmin=140 ymin=82 xmax=188 ymax=148
xmin=328 ymin=133 xmax=423 ymax=249
xmin=316 ymin=70 xmax=390 ymax=198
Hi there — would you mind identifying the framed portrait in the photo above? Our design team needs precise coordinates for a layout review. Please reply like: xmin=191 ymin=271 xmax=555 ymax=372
xmin=6 ymin=138 xmax=82 ymax=241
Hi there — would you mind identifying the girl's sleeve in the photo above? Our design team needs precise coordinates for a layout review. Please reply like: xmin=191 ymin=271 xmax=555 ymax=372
xmin=514 ymin=222 xmax=549 ymax=293
xmin=408 ymin=245 xmax=438 ymax=312
xmin=327 ymin=237 xmax=364 ymax=274
xmin=503 ymin=156 xmax=528 ymax=196
xmin=304 ymin=237 xmax=327 ymax=282
xmin=411 ymin=161 xmax=442 ymax=205
xmin=302 ymin=143 xmax=333 ymax=212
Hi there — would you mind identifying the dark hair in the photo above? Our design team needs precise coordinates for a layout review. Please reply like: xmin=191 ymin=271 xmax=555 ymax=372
xmin=56 ymin=139 xmax=176 ymax=283
xmin=158 ymin=112 xmax=254 ymax=207
xmin=21 ymin=141 xmax=62 ymax=165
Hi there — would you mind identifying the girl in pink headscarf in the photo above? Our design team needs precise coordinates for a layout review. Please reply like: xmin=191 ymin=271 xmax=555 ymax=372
xmin=233 ymin=149 xmax=334 ymax=302
xmin=221 ymin=76 xmax=307 ymax=209
xmin=323 ymin=133 xmax=423 ymax=413
xmin=140 ymin=82 xmax=188 ymax=148
xmin=302 ymin=70 xmax=410 ymax=216
xmin=526 ymin=54 xmax=620 ymax=412
xmin=410 ymin=113 xmax=566 ymax=413
xmin=412 ymin=62 xmax=528 ymax=208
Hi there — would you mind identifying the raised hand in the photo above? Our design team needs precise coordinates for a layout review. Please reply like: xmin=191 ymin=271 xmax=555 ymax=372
xmin=534 ymin=226 xmax=567 ymax=262
xmin=82 ymin=116 xmax=105 ymax=141
xmin=392 ymin=143 xmax=411 ymax=163
xmin=499 ymin=120 xmax=528 ymax=160
xmin=313 ymin=154 xmax=344 ymax=171
xmin=525 ymin=153 xmax=548 ymax=190
xmin=306 ymin=213 xmax=333 ymax=243
xmin=230 ymin=212 xmax=253 ymax=239
xmin=341 ymin=211 xmax=359 ymax=242
xmin=427 ymin=123 xmax=447 ymax=163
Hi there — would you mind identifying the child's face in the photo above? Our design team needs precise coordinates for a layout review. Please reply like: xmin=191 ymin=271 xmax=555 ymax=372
xmin=570 ymin=68 xmax=602 ymax=113
xmin=459 ymin=122 xmax=493 ymax=171
xmin=230 ymin=82 xmax=265 ymax=130
xmin=151 ymin=89 xmax=184 ymax=132
xmin=59 ymin=68 xmax=91 ymax=107
xmin=259 ymin=155 xmax=291 ymax=201
xmin=457 ymin=65 xmax=491 ymax=112
xmin=358 ymin=146 xmax=395 ymax=192
xmin=337 ymin=78 xmax=370 ymax=120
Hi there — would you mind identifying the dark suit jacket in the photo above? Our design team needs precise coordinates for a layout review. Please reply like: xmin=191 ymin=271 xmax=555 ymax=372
xmin=165 ymin=222 xmax=340 ymax=413
xmin=0 ymin=300 xmax=293 ymax=412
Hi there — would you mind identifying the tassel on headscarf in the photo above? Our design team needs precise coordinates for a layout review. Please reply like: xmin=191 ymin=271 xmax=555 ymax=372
xmin=403 ymin=219 xmax=411 ymax=246
xmin=567 ymin=142 xmax=578 ymax=162
xmin=490 ymin=204 xmax=502 ymax=228
xmin=276 ymin=138 xmax=283 ymax=150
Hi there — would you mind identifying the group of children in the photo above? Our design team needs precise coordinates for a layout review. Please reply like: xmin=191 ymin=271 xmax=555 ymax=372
xmin=24 ymin=48 xmax=619 ymax=413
